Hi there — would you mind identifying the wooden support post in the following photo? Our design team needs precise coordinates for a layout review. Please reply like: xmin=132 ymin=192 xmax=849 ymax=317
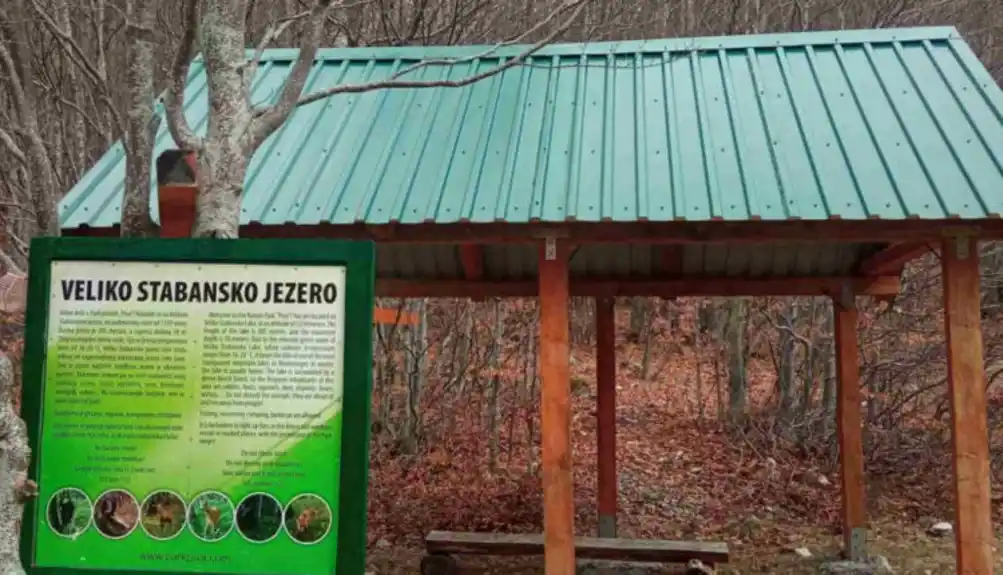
xmin=595 ymin=296 xmax=617 ymax=538
xmin=942 ymin=236 xmax=995 ymax=575
xmin=538 ymin=237 xmax=575 ymax=575
xmin=833 ymin=286 xmax=866 ymax=562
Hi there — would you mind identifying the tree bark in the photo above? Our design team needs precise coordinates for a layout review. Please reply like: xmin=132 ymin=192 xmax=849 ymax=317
xmin=0 ymin=354 xmax=35 ymax=575
xmin=121 ymin=0 xmax=161 ymax=238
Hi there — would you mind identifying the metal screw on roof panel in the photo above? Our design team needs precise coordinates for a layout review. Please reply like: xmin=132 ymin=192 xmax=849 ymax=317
xmin=925 ymin=204 xmax=930 ymax=208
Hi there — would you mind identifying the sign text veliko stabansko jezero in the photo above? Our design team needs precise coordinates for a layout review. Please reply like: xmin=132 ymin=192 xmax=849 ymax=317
xmin=59 ymin=279 xmax=339 ymax=305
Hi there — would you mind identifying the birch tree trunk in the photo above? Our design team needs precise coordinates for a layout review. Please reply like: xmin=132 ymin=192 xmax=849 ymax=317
xmin=192 ymin=0 xmax=255 ymax=238
xmin=121 ymin=0 xmax=161 ymax=238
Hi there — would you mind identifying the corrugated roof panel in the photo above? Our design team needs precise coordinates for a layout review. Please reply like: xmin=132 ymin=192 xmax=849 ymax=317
xmin=59 ymin=26 xmax=1003 ymax=231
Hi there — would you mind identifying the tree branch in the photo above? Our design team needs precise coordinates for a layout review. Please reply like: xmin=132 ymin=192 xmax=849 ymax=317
xmin=244 ymin=8 xmax=313 ymax=95
xmin=164 ymin=0 xmax=204 ymax=152
xmin=287 ymin=0 xmax=589 ymax=110
xmin=28 ymin=0 xmax=107 ymax=86
xmin=0 ymin=128 xmax=27 ymax=169
xmin=249 ymin=0 xmax=334 ymax=148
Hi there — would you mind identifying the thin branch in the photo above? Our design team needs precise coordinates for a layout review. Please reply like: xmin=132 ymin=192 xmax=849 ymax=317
xmin=288 ymin=0 xmax=590 ymax=110
xmin=28 ymin=0 xmax=107 ymax=86
xmin=164 ymin=0 xmax=204 ymax=152
xmin=0 ymin=128 xmax=27 ymax=169
xmin=56 ymin=96 xmax=113 ymax=138
xmin=250 ymin=0 xmax=335 ymax=148
xmin=244 ymin=8 xmax=313 ymax=94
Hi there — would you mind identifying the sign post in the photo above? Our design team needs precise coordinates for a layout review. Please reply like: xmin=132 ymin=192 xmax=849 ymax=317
xmin=20 ymin=237 xmax=375 ymax=575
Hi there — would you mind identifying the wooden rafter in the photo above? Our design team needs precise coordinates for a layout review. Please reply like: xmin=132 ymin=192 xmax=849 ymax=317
xmin=858 ymin=242 xmax=932 ymax=276
xmin=376 ymin=275 xmax=900 ymax=299
xmin=458 ymin=245 xmax=485 ymax=280
xmin=655 ymin=245 xmax=684 ymax=276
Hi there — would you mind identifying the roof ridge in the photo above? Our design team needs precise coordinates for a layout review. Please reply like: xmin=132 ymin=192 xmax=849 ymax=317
xmin=212 ymin=26 xmax=960 ymax=64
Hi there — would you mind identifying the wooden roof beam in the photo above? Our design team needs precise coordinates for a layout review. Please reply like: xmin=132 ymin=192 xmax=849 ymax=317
xmin=377 ymin=275 xmax=900 ymax=299
xmin=458 ymin=245 xmax=485 ymax=280
xmin=858 ymin=242 xmax=933 ymax=276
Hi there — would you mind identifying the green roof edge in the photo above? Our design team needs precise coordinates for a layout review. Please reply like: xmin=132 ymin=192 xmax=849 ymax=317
xmin=189 ymin=25 xmax=961 ymax=64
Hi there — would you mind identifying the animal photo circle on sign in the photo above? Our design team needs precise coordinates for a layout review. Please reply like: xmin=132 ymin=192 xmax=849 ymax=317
xmin=283 ymin=493 xmax=332 ymax=545
xmin=92 ymin=489 xmax=140 ymax=540
xmin=235 ymin=492 xmax=284 ymax=544
xmin=139 ymin=490 xmax=188 ymax=541
xmin=186 ymin=491 xmax=235 ymax=542
xmin=46 ymin=487 xmax=93 ymax=539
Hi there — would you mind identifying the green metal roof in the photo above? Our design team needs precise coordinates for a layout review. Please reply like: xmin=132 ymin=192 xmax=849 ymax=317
xmin=59 ymin=26 xmax=1003 ymax=231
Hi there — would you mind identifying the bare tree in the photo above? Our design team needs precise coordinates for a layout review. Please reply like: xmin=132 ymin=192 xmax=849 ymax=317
xmin=162 ymin=0 xmax=591 ymax=238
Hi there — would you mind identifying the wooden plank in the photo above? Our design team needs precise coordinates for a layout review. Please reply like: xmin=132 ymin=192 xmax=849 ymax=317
xmin=376 ymin=276 xmax=901 ymax=299
xmin=458 ymin=245 xmax=485 ymax=280
xmin=833 ymin=287 xmax=867 ymax=561
xmin=74 ymin=219 xmax=1003 ymax=244
xmin=858 ymin=242 xmax=930 ymax=275
xmin=372 ymin=307 xmax=419 ymax=326
xmin=655 ymin=245 xmax=684 ymax=276
xmin=942 ymin=236 xmax=995 ymax=575
xmin=425 ymin=531 xmax=729 ymax=565
xmin=538 ymin=238 xmax=575 ymax=575
xmin=595 ymin=296 xmax=617 ymax=538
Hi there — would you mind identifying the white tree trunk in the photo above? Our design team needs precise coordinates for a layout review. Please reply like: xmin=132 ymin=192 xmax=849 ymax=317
xmin=189 ymin=0 xmax=256 ymax=238
xmin=121 ymin=0 xmax=161 ymax=238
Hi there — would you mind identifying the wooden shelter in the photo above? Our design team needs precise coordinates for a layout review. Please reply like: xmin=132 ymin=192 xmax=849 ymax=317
xmin=59 ymin=27 xmax=1003 ymax=574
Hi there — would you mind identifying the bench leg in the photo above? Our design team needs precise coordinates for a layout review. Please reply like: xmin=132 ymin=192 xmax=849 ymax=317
xmin=420 ymin=553 xmax=458 ymax=575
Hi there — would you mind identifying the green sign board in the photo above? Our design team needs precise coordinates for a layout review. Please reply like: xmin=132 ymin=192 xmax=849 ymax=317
xmin=20 ymin=238 xmax=374 ymax=575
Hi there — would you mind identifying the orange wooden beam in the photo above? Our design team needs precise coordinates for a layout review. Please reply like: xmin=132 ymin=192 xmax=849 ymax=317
xmin=858 ymin=242 xmax=931 ymax=275
xmin=942 ymin=236 xmax=995 ymax=575
xmin=458 ymin=245 xmax=485 ymax=280
xmin=833 ymin=287 xmax=866 ymax=561
xmin=376 ymin=275 xmax=900 ymax=299
xmin=372 ymin=307 xmax=419 ymax=325
xmin=538 ymin=238 xmax=574 ymax=575
xmin=595 ymin=296 xmax=617 ymax=538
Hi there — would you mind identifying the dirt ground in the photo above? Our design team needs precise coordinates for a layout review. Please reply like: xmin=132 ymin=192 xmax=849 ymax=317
xmin=366 ymin=521 xmax=988 ymax=574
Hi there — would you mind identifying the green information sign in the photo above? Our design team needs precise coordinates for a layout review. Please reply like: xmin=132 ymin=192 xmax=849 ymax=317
xmin=20 ymin=238 xmax=374 ymax=575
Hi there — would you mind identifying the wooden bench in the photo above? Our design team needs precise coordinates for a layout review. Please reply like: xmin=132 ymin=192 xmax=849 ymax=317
xmin=420 ymin=530 xmax=729 ymax=574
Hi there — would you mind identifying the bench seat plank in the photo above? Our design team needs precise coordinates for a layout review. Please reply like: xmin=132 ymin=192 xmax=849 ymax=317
xmin=425 ymin=531 xmax=729 ymax=564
